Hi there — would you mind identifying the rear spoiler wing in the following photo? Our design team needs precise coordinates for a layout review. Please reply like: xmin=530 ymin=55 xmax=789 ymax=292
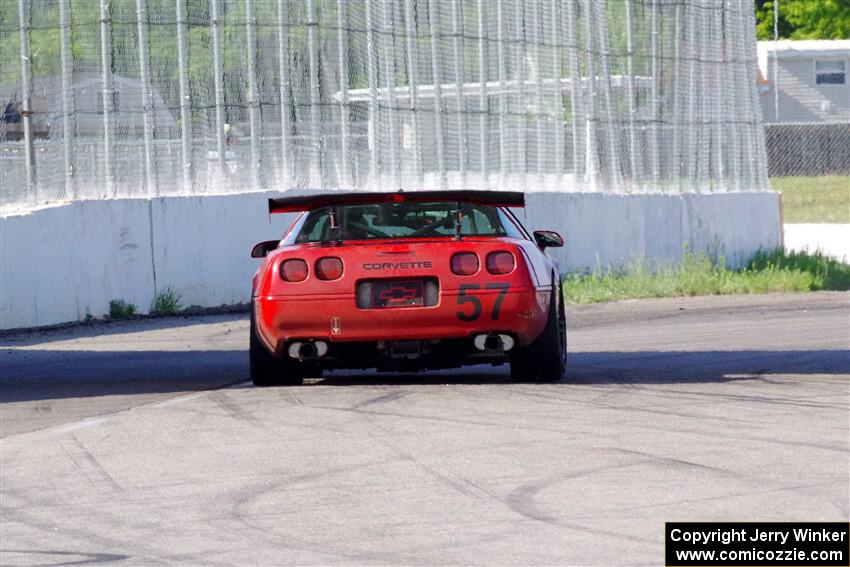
xmin=268 ymin=190 xmax=524 ymax=214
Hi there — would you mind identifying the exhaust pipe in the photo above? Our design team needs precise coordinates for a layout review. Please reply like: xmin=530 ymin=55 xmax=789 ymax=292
xmin=474 ymin=334 xmax=515 ymax=352
xmin=288 ymin=341 xmax=328 ymax=360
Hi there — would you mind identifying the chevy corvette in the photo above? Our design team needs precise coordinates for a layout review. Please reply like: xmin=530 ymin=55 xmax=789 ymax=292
xmin=250 ymin=190 xmax=565 ymax=385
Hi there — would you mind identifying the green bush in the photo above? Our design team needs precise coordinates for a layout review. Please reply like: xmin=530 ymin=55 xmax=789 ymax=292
xmin=151 ymin=287 xmax=182 ymax=316
xmin=109 ymin=299 xmax=137 ymax=320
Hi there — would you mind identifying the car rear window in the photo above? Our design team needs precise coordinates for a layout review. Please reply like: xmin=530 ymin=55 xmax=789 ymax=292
xmin=295 ymin=202 xmax=509 ymax=242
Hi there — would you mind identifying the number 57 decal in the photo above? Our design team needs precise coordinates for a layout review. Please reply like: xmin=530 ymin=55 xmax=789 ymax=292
xmin=456 ymin=283 xmax=510 ymax=321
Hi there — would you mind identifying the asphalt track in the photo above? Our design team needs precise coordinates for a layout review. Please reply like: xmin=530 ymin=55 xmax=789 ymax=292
xmin=1 ymin=293 xmax=848 ymax=566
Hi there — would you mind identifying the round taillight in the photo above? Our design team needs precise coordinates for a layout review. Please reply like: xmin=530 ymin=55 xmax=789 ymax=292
xmin=315 ymin=257 xmax=344 ymax=280
xmin=451 ymin=252 xmax=479 ymax=276
xmin=280 ymin=259 xmax=308 ymax=282
xmin=486 ymin=251 xmax=515 ymax=275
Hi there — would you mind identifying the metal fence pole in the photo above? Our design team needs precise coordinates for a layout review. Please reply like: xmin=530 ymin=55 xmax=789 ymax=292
xmin=246 ymin=0 xmax=260 ymax=190
xmin=711 ymin=3 xmax=724 ymax=189
xmin=743 ymin=0 xmax=768 ymax=190
xmin=723 ymin=0 xmax=740 ymax=191
xmin=496 ymin=0 xmax=508 ymax=180
xmin=381 ymin=0 xmax=399 ymax=189
xmin=685 ymin=4 xmax=697 ymax=192
xmin=100 ymin=0 xmax=114 ymax=197
xmin=404 ymin=0 xmax=422 ymax=183
xmin=649 ymin=0 xmax=660 ymax=189
xmin=210 ymin=0 xmax=227 ymax=180
xmin=450 ymin=0 xmax=467 ymax=185
xmin=550 ymin=0 xmax=563 ymax=182
xmin=671 ymin=2 xmax=683 ymax=192
xmin=582 ymin=0 xmax=598 ymax=190
xmin=625 ymin=0 xmax=639 ymax=187
xmin=336 ymin=0 xmax=351 ymax=186
xmin=595 ymin=1 xmax=621 ymax=193
xmin=428 ymin=0 xmax=446 ymax=189
xmin=477 ymin=0 xmax=488 ymax=186
xmin=365 ymin=0 xmax=380 ymax=189
xmin=59 ymin=0 xmax=75 ymax=198
xmin=514 ymin=0 xmax=526 ymax=178
xmin=531 ymin=0 xmax=544 ymax=177
xmin=277 ymin=0 xmax=292 ymax=187
xmin=565 ymin=0 xmax=581 ymax=182
xmin=136 ymin=0 xmax=156 ymax=195
xmin=306 ymin=0 xmax=323 ymax=186
xmin=17 ymin=0 xmax=36 ymax=198
xmin=175 ymin=0 xmax=192 ymax=193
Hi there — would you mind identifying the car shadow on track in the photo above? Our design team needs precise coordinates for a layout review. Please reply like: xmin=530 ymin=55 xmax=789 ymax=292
xmin=2 ymin=349 xmax=847 ymax=403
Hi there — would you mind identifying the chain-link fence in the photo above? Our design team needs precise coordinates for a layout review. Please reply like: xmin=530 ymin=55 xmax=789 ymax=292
xmin=0 ymin=0 xmax=770 ymax=212
xmin=765 ymin=123 xmax=850 ymax=177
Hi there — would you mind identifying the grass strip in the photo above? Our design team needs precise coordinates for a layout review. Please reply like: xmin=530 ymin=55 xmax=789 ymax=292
xmin=563 ymin=249 xmax=850 ymax=304
xmin=772 ymin=176 xmax=850 ymax=224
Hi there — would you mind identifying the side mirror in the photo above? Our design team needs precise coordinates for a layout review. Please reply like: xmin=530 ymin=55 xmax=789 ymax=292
xmin=251 ymin=240 xmax=279 ymax=258
xmin=533 ymin=230 xmax=564 ymax=249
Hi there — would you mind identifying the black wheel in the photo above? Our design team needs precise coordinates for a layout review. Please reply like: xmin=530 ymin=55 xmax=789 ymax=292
xmin=510 ymin=281 xmax=567 ymax=382
xmin=250 ymin=306 xmax=304 ymax=386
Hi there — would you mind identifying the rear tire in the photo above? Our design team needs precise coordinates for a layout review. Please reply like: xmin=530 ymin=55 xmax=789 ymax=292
xmin=250 ymin=305 xmax=304 ymax=386
xmin=510 ymin=282 xmax=567 ymax=382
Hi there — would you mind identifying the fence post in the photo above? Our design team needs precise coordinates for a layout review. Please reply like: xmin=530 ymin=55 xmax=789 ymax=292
xmin=428 ymin=0 xmax=446 ymax=189
xmin=365 ymin=0 xmax=380 ymax=189
xmin=671 ymin=2 xmax=683 ymax=193
xmin=582 ymin=0 xmax=598 ymax=190
xmin=496 ymin=0 xmax=508 ymax=184
xmin=336 ymin=0 xmax=351 ymax=186
xmin=625 ymin=0 xmax=639 ymax=188
xmin=513 ymin=0 xmax=527 ymax=179
xmin=136 ymin=0 xmax=156 ymax=195
xmin=306 ymin=0 xmax=323 ymax=186
xmin=477 ymin=0 xmax=488 ymax=187
xmin=210 ymin=0 xmax=227 ymax=181
xmin=565 ymin=0 xmax=581 ymax=184
xmin=650 ymin=0 xmax=660 ymax=190
xmin=246 ymin=0 xmax=260 ymax=191
xmin=59 ymin=0 xmax=75 ymax=198
xmin=175 ymin=0 xmax=192 ymax=194
xmin=450 ymin=0 xmax=467 ymax=186
xmin=276 ymin=0 xmax=292 ymax=188
xmin=550 ymin=0 xmax=563 ymax=183
xmin=18 ymin=0 xmax=36 ymax=198
xmin=100 ymin=0 xmax=114 ymax=197
xmin=594 ymin=1 xmax=621 ymax=193
xmin=531 ymin=0 xmax=545 ymax=178
xmin=381 ymin=0 xmax=400 ymax=189
xmin=403 ymin=0 xmax=422 ymax=183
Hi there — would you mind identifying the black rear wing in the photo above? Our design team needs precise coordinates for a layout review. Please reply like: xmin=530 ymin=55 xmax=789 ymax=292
xmin=268 ymin=190 xmax=524 ymax=214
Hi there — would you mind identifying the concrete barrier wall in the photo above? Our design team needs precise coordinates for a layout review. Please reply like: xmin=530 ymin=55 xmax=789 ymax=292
xmin=0 ymin=191 xmax=781 ymax=330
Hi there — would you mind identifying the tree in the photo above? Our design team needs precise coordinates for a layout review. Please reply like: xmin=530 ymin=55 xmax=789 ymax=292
xmin=755 ymin=0 xmax=850 ymax=40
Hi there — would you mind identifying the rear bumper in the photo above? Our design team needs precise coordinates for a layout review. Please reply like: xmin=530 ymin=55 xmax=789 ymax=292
xmin=255 ymin=286 xmax=551 ymax=356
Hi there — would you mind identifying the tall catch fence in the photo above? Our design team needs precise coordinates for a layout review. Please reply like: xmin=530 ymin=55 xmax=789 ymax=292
xmin=1 ymin=0 xmax=770 ymax=212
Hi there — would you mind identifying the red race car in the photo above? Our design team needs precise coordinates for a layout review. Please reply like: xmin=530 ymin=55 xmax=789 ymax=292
xmin=249 ymin=190 xmax=566 ymax=385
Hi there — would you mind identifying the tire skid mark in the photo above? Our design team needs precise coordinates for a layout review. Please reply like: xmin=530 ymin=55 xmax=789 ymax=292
xmin=365 ymin=419 xmax=657 ymax=549
xmin=307 ymin=403 xmax=571 ymax=435
xmin=351 ymin=390 xmax=412 ymax=410
xmin=503 ymin=461 xmax=658 ymax=545
xmin=224 ymin=458 xmax=441 ymax=564
xmin=607 ymin=447 xmax=746 ymax=479
xmin=60 ymin=436 xmax=124 ymax=495
xmin=563 ymin=479 xmax=844 ymax=522
xmin=631 ymin=421 xmax=849 ymax=454
xmin=208 ymin=391 xmax=264 ymax=428
xmin=0 ymin=492 xmax=161 ymax=566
